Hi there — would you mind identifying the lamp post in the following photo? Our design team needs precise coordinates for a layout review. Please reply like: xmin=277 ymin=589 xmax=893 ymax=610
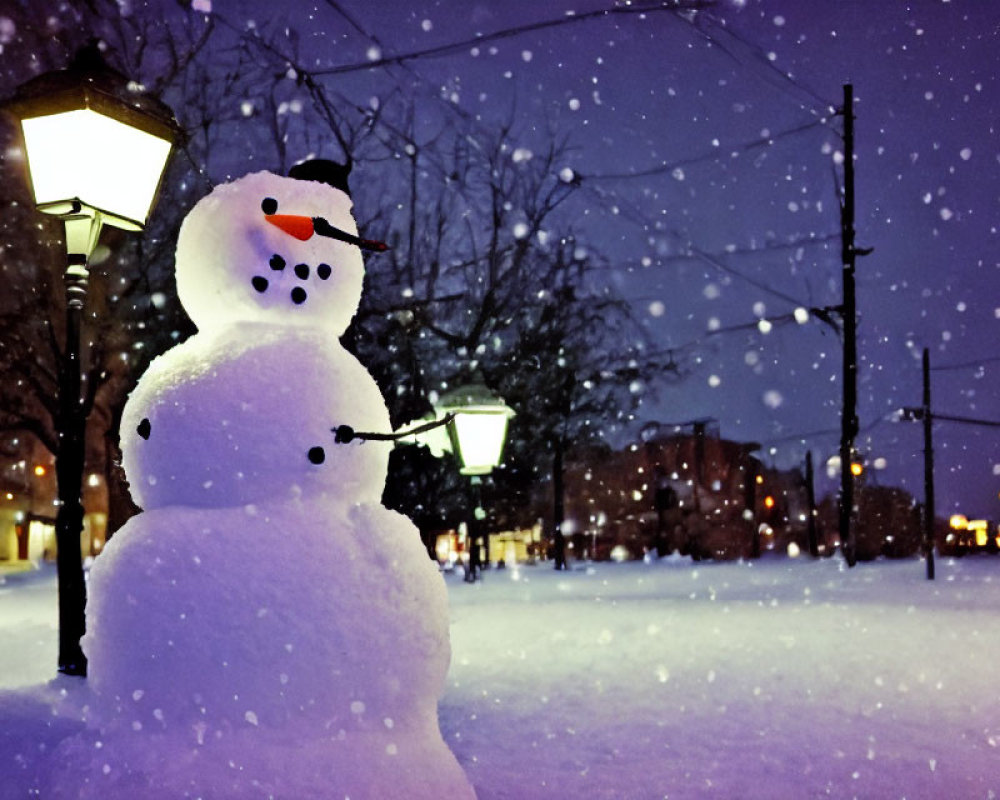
xmin=4 ymin=43 xmax=181 ymax=676
xmin=434 ymin=381 xmax=515 ymax=582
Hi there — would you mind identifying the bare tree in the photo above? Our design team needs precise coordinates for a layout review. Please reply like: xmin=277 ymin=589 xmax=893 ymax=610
xmin=2 ymin=2 xmax=655 ymax=562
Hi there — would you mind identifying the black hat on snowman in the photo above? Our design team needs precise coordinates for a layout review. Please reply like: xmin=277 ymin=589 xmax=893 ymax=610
xmin=288 ymin=158 xmax=352 ymax=196
xmin=279 ymin=158 xmax=388 ymax=252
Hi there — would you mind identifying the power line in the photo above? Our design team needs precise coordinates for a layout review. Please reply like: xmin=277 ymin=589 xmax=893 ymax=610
xmin=678 ymin=10 xmax=835 ymax=118
xmin=573 ymin=176 xmax=838 ymax=311
xmin=310 ymin=1 xmax=718 ymax=77
xmin=210 ymin=0 xmax=848 ymax=393
xmin=930 ymin=355 xmax=1000 ymax=372
xmin=902 ymin=409 xmax=1000 ymax=429
xmin=758 ymin=413 xmax=891 ymax=450
xmin=582 ymin=116 xmax=831 ymax=181
xmin=641 ymin=301 xmax=841 ymax=372
xmin=216 ymin=1 xmax=841 ymax=320
xmin=677 ymin=238 xmax=814 ymax=308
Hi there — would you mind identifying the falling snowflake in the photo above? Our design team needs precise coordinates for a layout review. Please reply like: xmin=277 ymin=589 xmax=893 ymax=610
xmin=763 ymin=389 xmax=783 ymax=409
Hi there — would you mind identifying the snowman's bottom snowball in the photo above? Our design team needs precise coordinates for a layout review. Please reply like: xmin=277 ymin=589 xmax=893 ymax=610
xmin=73 ymin=495 xmax=474 ymax=798
xmin=85 ymin=498 xmax=452 ymax=730
xmin=44 ymin=720 xmax=476 ymax=800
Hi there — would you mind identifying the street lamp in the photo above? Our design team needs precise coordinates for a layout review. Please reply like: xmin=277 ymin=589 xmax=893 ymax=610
xmin=338 ymin=379 xmax=514 ymax=580
xmin=434 ymin=382 xmax=516 ymax=476
xmin=3 ymin=43 xmax=181 ymax=676
xmin=434 ymin=381 xmax=515 ymax=581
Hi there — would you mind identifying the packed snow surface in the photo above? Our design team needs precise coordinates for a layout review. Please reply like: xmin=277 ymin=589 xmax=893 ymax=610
xmin=3 ymin=555 xmax=999 ymax=798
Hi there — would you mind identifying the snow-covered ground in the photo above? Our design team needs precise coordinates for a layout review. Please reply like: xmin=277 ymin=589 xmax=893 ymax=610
xmin=3 ymin=555 xmax=1000 ymax=799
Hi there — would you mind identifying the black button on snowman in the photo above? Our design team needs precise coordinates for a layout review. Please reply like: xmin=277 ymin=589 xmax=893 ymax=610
xmin=71 ymin=162 xmax=477 ymax=799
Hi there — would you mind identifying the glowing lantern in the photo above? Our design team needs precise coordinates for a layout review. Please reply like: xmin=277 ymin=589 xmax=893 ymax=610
xmin=434 ymin=382 xmax=515 ymax=476
xmin=6 ymin=43 xmax=181 ymax=237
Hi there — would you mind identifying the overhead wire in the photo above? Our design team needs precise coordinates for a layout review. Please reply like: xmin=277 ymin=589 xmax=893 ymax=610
xmin=678 ymin=9 xmax=835 ymax=118
xmin=930 ymin=355 xmax=1000 ymax=372
xmin=213 ymin=0 xmax=841 ymax=315
xmin=582 ymin=116 xmax=831 ymax=182
xmin=204 ymin=0 xmax=854 ymax=452
xmin=310 ymin=1 xmax=717 ymax=76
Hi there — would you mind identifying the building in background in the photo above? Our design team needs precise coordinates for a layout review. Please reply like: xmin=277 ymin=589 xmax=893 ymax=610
xmin=0 ymin=436 xmax=106 ymax=565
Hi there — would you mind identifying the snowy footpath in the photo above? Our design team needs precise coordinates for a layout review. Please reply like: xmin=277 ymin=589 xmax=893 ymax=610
xmin=3 ymin=555 xmax=1000 ymax=799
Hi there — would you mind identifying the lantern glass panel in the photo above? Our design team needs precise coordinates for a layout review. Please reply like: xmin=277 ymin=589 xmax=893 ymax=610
xmin=21 ymin=108 xmax=172 ymax=226
xmin=453 ymin=410 xmax=511 ymax=475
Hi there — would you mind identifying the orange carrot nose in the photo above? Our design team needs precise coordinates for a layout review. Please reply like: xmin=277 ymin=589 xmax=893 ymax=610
xmin=265 ymin=214 xmax=314 ymax=240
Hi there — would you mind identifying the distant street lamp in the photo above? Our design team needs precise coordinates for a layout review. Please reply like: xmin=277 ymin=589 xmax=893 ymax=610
xmin=333 ymin=378 xmax=514 ymax=579
xmin=435 ymin=382 xmax=516 ymax=477
xmin=434 ymin=381 xmax=515 ymax=581
xmin=3 ymin=43 xmax=181 ymax=676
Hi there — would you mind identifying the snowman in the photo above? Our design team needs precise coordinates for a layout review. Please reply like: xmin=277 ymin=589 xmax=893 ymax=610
xmin=47 ymin=162 xmax=476 ymax=799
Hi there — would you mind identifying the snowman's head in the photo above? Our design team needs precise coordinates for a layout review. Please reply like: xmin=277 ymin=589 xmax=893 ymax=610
xmin=175 ymin=166 xmax=385 ymax=335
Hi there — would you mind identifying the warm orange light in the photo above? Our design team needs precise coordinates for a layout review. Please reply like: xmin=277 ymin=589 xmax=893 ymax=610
xmin=969 ymin=520 xmax=989 ymax=548
xmin=949 ymin=514 xmax=969 ymax=530
xmin=33 ymin=465 xmax=47 ymax=477
xmin=755 ymin=475 xmax=764 ymax=484
xmin=850 ymin=462 xmax=864 ymax=477
xmin=764 ymin=495 xmax=776 ymax=509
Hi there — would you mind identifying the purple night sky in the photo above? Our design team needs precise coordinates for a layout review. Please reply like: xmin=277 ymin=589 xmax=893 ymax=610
xmin=251 ymin=0 xmax=996 ymax=517
xmin=18 ymin=0 xmax=999 ymax=516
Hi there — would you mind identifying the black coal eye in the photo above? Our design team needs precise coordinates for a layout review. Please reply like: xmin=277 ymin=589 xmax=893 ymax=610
xmin=307 ymin=446 xmax=325 ymax=464
xmin=294 ymin=263 xmax=309 ymax=280
xmin=262 ymin=197 xmax=278 ymax=215
xmin=269 ymin=254 xmax=286 ymax=271
xmin=291 ymin=287 xmax=307 ymax=305
xmin=137 ymin=418 xmax=151 ymax=440
xmin=252 ymin=276 xmax=269 ymax=293
xmin=317 ymin=264 xmax=332 ymax=280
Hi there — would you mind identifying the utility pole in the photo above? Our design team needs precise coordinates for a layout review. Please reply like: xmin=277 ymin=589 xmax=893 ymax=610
xmin=921 ymin=348 xmax=935 ymax=580
xmin=805 ymin=451 xmax=819 ymax=558
xmin=901 ymin=350 xmax=936 ymax=579
xmin=692 ymin=419 xmax=707 ymax=515
xmin=745 ymin=456 xmax=760 ymax=559
xmin=838 ymin=84 xmax=872 ymax=568
xmin=902 ymin=354 xmax=1000 ymax=577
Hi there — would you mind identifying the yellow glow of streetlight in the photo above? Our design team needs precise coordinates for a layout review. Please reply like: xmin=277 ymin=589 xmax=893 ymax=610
xmin=433 ymin=381 xmax=515 ymax=476
xmin=448 ymin=406 xmax=514 ymax=475
xmin=4 ymin=43 xmax=182 ymax=240
xmin=21 ymin=109 xmax=173 ymax=229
